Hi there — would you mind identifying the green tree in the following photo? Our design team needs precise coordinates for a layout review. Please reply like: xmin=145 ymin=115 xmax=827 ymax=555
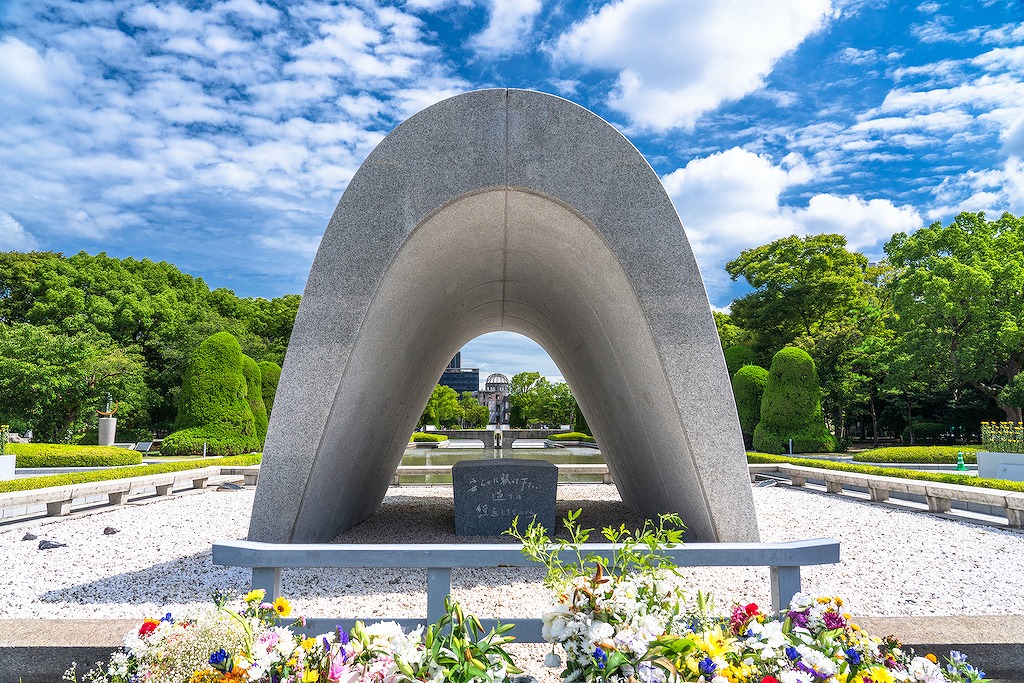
xmin=732 ymin=364 xmax=769 ymax=448
xmin=459 ymin=391 xmax=490 ymax=428
xmin=726 ymin=234 xmax=880 ymax=440
xmin=161 ymin=331 xmax=261 ymax=456
xmin=724 ymin=345 xmax=756 ymax=379
xmin=423 ymin=384 xmax=461 ymax=429
xmin=258 ymin=361 xmax=282 ymax=414
xmin=753 ymin=347 xmax=836 ymax=454
xmin=0 ymin=323 xmax=146 ymax=442
xmin=241 ymin=355 xmax=268 ymax=445
xmin=0 ymin=251 xmax=300 ymax=430
xmin=884 ymin=211 xmax=1024 ymax=421
xmin=713 ymin=311 xmax=748 ymax=350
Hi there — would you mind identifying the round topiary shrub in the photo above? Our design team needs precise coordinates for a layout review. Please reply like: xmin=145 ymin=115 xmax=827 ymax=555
xmin=752 ymin=347 xmax=836 ymax=454
xmin=732 ymin=364 xmax=769 ymax=448
xmin=242 ymin=355 xmax=268 ymax=445
xmin=161 ymin=331 xmax=261 ymax=457
xmin=258 ymin=361 xmax=282 ymax=414
xmin=724 ymin=345 xmax=756 ymax=379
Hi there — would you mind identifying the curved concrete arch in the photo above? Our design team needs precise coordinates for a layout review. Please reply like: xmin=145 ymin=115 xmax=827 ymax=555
xmin=249 ymin=89 xmax=759 ymax=543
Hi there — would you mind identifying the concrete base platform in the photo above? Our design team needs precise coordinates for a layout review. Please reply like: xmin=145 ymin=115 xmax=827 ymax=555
xmin=1 ymin=616 xmax=1021 ymax=682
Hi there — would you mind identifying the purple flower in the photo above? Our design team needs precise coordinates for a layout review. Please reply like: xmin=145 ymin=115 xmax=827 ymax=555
xmin=786 ymin=646 xmax=801 ymax=661
xmin=788 ymin=610 xmax=809 ymax=629
xmin=822 ymin=611 xmax=846 ymax=630
xmin=845 ymin=647 xmax=861 ymax=665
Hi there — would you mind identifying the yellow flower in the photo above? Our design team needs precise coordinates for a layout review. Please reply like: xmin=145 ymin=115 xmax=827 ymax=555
xmin=852 ymin=666 xmax=895 ymax=683
xmin=245 ymin=589 xmax=266 ymax=603
xmin=301 ymin=637 xmax=316 ymax=652
xmin=925 ymin=653 xmax=938 ymax=663
xmin=273 ymin=596 xmax=292 ymax=617
xmin=302 ymin=670 xmax=320 ymax=682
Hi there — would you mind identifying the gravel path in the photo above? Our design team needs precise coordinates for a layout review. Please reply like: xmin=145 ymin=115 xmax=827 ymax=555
xmin=2 ymin=484 xmax=1022 ymax=680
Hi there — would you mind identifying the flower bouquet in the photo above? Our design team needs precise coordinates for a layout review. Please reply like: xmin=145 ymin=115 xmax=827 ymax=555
xmin=507 ymin=510 xmax=986 ymax=683
xmin=65 ymin=591 xmax=522 ymax=683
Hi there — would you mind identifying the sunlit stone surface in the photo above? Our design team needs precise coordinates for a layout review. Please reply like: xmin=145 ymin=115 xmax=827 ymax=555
xmin=249 ymin=89 xmax=759 ymax=543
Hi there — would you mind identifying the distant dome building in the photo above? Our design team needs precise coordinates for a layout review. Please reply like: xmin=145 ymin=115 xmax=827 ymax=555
xmin=480 ymin=373 xmax=511 ymax=425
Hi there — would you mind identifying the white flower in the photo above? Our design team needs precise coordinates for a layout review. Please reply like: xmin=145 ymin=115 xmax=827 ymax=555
xmin=788 ymin=593 xmax=814 ymax=611
xmin=779 ymin=671 xmax=813 ymax=683
xmin=587 ymin=619 xmax=615 ymax=645
xmin=908 ymin=656 xmax=945 ymax=682
xmin=542 ymin=604 xmax=572 ymax=642
xmin=796 ymin=645 xmax=837 ymax=677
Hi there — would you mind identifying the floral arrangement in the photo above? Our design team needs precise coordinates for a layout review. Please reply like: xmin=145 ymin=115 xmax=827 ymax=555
xmin=508 ymin=511 xmax=987 ymax=683
xmin=64 ymin=591 xmax=521 ymax=683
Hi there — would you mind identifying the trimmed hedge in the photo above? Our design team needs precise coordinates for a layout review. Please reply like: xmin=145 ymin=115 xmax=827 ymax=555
xmin=724 ymin=345 xmax=756 ymax=379
xmin=162 ymin=332 xmax=261 ymax=457
xmin=411 ymin=432 xmax=449 ymax=442
xmin=258 ymin=361 xmax=282 ymax=414
xmin=548 ymin=432 xmax=597 ymax=443
xmin=732 ymin=364 xmax=769 ymax=445
xmin=746 ymin=452 xmax=1024 ymax=494
xmin=753 ymin=347 xmax=836 ymax=454
xmin=0 ymin=454 xmax=262 ymax=494
xmin=242 ymin=354 xmax=268 ymax=445
xmin=6 ymin=443 xmax=142 ymax=468
xmin=853 ymin=446 xmax=979 ymax=464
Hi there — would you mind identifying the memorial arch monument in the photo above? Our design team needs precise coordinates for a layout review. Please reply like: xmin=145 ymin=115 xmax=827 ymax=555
xmin=248 ymin=89 xmax=760 ymax=543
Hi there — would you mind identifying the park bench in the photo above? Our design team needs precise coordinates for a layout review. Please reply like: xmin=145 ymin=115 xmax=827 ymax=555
xmin=212 ymin=537 xmax=841 ymax=640
xmin=0 ymin=466 xmax=247 ymax=519
xmin=752 ymin=463 xmax=1024 ymax=528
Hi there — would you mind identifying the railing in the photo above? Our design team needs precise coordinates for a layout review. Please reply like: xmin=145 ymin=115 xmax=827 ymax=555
xmin=212 ymin=538 xmax=840 ymax=640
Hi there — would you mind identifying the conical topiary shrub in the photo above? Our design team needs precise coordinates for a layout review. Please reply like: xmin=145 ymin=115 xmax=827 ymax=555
xmin=160 ymin=331 xmax=261 ymax=456
xmin=258 ymin=360 xmax=282 ymax=414
xmin=724 ymin=345 xmax=756 ymax=379
xmin=242 ymin=354 xmax=268 ymax=445
xmin=752 ymin=347 xmax=836 ymax=454
xmin=732 ymin=364 xmax=769 ymax=448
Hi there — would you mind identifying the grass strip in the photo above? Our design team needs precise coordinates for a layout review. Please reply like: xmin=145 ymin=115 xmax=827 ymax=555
xmin=746 ymin=452 xmax=1024 ymax=494
xmin=0 ymin=454 xmax=262 ymax=494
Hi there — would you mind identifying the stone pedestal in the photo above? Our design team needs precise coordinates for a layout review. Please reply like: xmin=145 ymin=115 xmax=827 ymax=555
xmin=98 ymin=417 xmax=117 ymax=446
xmin=452 ymin=459 xmax=557 ymax=536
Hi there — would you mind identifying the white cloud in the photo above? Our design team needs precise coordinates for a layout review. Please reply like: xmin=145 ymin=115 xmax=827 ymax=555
xmin=467 ymin=0 xmax=543 ymax=57
xmin=662 ymin=147 xmax=922 ymax=301
xmin=0 ymin=213 xmax=39 ymax=250
xmin=253 ymin=229 xmax=322 ymax=257
xmin=550 ymin=0 xmax=832 ymax=130
xmin=929 ymin=158 xmax=1024 ymax=218
xmin=0 ymin=36 xmax=80 ymax=101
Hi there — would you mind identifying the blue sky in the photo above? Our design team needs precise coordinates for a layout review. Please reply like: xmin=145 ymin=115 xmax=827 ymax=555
xmin=2 ymin=0 xmax=1023 ymax=382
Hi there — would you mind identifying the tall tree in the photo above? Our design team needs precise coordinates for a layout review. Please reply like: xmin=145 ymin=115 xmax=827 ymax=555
xmin=0 ymin=323 xmax=146 ymax=441
xmin=884 ymin=212 xmax=1024 ymax=421
xmin=726 ymin=234 xmax=878 ymax=440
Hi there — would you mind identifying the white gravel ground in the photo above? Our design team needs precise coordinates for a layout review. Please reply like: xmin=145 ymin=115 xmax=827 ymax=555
xmin=3 ymin=483 xmax=1023 ymax=680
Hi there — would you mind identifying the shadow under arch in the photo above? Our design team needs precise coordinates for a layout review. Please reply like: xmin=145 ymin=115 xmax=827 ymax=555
xmin=249 ymin=89 xmax=759 ymax=544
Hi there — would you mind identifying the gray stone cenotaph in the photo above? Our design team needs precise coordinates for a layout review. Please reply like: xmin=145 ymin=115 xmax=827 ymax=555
xmin=249 ymin=89 xmax=760 ymax=544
